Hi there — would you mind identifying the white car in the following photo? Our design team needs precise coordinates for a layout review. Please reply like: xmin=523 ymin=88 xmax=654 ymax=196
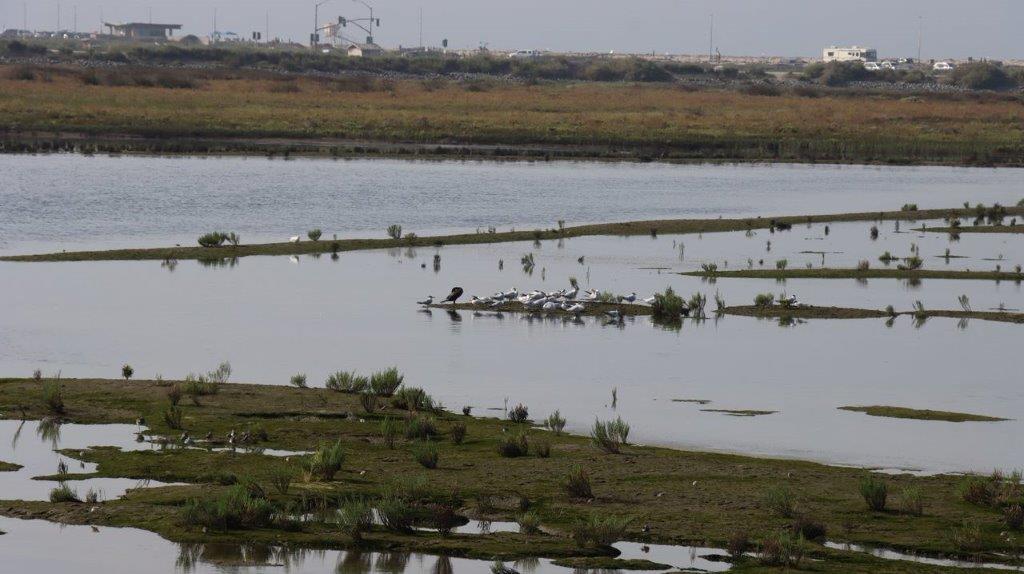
xmin=933 ymin=61 xmax=955 ymax=72
xmin=863 ymin=61 xmax=882 ymax=71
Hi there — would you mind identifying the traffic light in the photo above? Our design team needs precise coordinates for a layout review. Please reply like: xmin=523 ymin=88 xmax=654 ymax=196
xmin=339 ymin=16 xmax=346 ymax=26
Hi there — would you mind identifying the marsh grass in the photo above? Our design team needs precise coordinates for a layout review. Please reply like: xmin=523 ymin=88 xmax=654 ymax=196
xmin=859 ymin=477 xmax=888 ymax=511
xmin=289 ymin=373 xmax=307 ymax=388
xmin=951 ymin=519 xmax=982 ymax=551
xmin=181 ymin=484 xmax=275 ymax=531
xmin=370 ymin=367 xmax=404 ymax=396
xmin=387 ymin=225 xmax=403 ymax=240
xmin=302 ymin=440 xmax=345 ymax=481
xmin=411 ymin=441 xmax=439 ymax=469
xmin=899 ymin=255 xmax=924 ymax=271
xmin=533 ymin=438 xmax=551 ymax=458
xmin=1005 ymin=504 xmax=1024 ymax=530
xmin=590 ymin=417 xmax=629 ymax=454
xmin=571 ymin=513 xmax=632 ymax=548
xmin=404 ymin=414 xmax=438 ymax=440
xmin=563 ymin=464 xmax=594 ymax=499
xmin=49 ymin=483 xmax=80 ymax=503
xmin=391 ymin=386 xmax=436 ymax=412
xmin=899 ymin=486 xmax=925 ymax=516
xmin=544 ymin=410 xmax=566 ymax=434
xmin=758 ymin=531 xmax=805 ymax=568
xmin=765 ymin=484 xmax=797 ymax=518
xmin=337 ymin=499 xmax=374 ymax=542
xmin=380 ymin=416 xmax=400 ymax=448
xmin=42 ymin=380 xmax=65 ymax=414
xmin=497 ymin=432 xmax=530 ymax=458
xmin=450 ymin=422 xmax=467 ymax=445
xmin=651 ymin=286 xmax=685 ymax=319
xmin=326 ymin=371 xmax=368 ymax=393
xmin=376 ymin=497 xmax=415 ymax=533
xmin=753 ymin=293 xmax=775 ymax=308
xmin=359 ymin=391 xmax=378 ymax=414
xmin=166 ymin=384 xmax=182 ymax=406
xmin=270 ymin=469 xmax=294 ymax=495
xmin=517 ymin=510 xmax=541 ymax=535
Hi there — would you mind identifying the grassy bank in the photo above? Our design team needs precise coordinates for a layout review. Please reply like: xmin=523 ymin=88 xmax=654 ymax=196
xmin=5 ymin=206 xmax=1022 ymax=262
xmin=683 ymin=268 xmax=1024 ymax=282
xmin=919 ymin=225 xmax=1024 ymax=234
xmin=838 ymin=406 xmax=1009 ymax=423
xmin=0 ymin=460 xmax=22 ymax=471
xmin=2 ymin=65 xmax=1023 ymax=165
xmin=0 ymin=376 xmax=1022 ymax=571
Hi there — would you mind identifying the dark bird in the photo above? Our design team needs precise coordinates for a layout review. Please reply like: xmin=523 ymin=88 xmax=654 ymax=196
xmin=443 ymin=287 xmax=464 ymax=303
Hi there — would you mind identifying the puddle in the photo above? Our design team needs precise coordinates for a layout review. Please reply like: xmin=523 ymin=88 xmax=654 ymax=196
xmin=0 ymin=419 xmax=176 ymax=501
xmin=826 ymin=541 xmax=1024 ymax=571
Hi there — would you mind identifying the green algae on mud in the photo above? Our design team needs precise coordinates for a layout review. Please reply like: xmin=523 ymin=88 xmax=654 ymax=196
xmin=1 ymin=376 xmax=1023 ymax=571
xmin=917 ymin=225 xmax=1024 ymax=234
xmin=4 ymin=206 xmax=1023 ymax=262
xmin=838 ymin=406 xmax=1010 ymax=423
xmin=0 ymin=460 xmax=22 ymax=472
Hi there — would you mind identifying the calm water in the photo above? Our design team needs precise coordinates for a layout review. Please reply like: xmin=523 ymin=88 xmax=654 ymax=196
xmin=1 ymin=156 xmax=1022 ymax=474
xmin=1 ymin=154 xmax=1022 ymax=255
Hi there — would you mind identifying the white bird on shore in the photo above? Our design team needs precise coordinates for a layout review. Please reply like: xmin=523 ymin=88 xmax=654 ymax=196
xmin=417 ymin=295 xmax=434 ymax=306
xmin=584 ymin=289 xmax=598 ymax=301
xmin=642 ymin=296 xmax=656 ymax=305
xmin=565 ymin=286 xmax=579 ymax=300
xmin=566 ymin=303 xmax=585 ymax=314
xmin=782 ymin=294 xmax=799 ymax=307
xmin=289 ymin=236 xmax=300 ymax=243
xmin=542 ymin=301 xmax=559 ymax=311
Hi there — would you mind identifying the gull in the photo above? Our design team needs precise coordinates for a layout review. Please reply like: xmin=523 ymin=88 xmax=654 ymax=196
xmin=288 ymin=236 xmax=300 ymax=243
xmin=565 ymin=286 xmax=579 ymax=300
xmin=619 ymin=292 xmax=637 ymax=304
xmin=416 ymin=295 xmax=434 ymax=306
xmin=584 ymin=290 xmax=598 ymax=301
xmin=542 ymin=301 xmax=559 ymax=311
xmin=566 ymin=303 xmax=585 ymax=314
xmin=642 ymin=296 xmax=656 ymax=305
xmin=782 ymin=294 xmax=799 ymax=307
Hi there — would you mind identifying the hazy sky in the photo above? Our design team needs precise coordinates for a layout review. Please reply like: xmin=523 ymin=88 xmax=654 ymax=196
xmin=2 ymin=0 xmax=1021 ymax=59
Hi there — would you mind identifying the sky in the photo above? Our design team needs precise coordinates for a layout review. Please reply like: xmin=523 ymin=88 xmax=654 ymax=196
xmin=2 ymin=0 xmax=1021 ymax=59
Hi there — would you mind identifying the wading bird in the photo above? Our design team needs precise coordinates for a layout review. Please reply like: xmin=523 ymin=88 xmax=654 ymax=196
xmin=443 ymin=287 xmax=465 ymax=304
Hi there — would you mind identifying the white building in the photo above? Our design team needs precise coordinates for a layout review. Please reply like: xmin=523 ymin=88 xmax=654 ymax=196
xmin=347 ymin=43 xmax=384 ymax=57
xmin=933 ymin=61 xmax=956 ymax=72
xmin=822 ymin=46 xmax=878 ymax=63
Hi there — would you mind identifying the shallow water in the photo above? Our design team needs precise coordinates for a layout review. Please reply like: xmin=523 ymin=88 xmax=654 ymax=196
xmin=0 ymin=419 xmax=171 ymax=501
xmin=1 ymin=223 xmax=1022 ymax=473
xmin=1 ymin=154 xmax=1022 ymax=255
xmin=0 ymin=516 xmax=730 ymax=573
xmin=824 ymin=541 xmax=1024 ymax=571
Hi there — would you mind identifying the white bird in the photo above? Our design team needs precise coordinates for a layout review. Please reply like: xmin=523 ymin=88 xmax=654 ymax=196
xmin=288 ymin=236 xmax=300 ymax=243
xmin=417 ymin=295 xmax=434 ymax=306
xmin=620 ymin=292 xmax=637 ymax=304
xmin=642 ymin=296 xmax=656 ymax=305
xmin=566 ymin=303 xmax=585 ymax=314
xmin=288 ymin=255 xmax=299 ymax=264
xmin=584 ymin=290 xmax=598 ymax=301
xmin=782 ymin=295 xmax=799 ymax=307
xmin=542 ymin=301 xmax=559 ymax=311
xmin=565 ymin=286 xmax=579 ymax=300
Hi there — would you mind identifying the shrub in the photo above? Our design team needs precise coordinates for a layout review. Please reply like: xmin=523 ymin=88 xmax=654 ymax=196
xmin=898 ymin=256 xmax=923 ymax=271
xmin=122 ymin=364 xmax=134 ymax=380
xmin=857 ymin=260 xmax=871 ymax=271
xmin=700 ymin=262 xmax=719 ymax=274
xmin=517 ymin=510 xmax=541 ymax=535
xmin=651 ymin=286 xmax=686 ymax=319
xmin=404 ymin=414 xmax=438 ymax=440
xmin=289 ymin=373 xmax=307 ymax=388
xmin=775 ymin=259 xmax=788 ymax=270
xmin=163 ymin=406 xmax=183 ymax=430
xmin=900 ymin=486 xmax=924 ymax=516
xmin=182 ymin=374 xmax=220 ymax=397
xmin=42 ymin=380 xmax=65 ymax=414
xmin=901 ymin=203 xmax=919 ymax=212
xmin=764 ymin=484 xmax=796 ymax=518
xmin=544 ymin=410 xmax=567 ymax=434
xmin=391 ymin=386 xmax=435 ymax=412
xmin=337 ymin=499 xmax=374 ymax=542
xmin=951 ymin=62 xmax=1016 ymax=90
xmin=270 ymin=469 xmax=294 ymax=495
xmin=791 ymin=515 xmax=826 ymax=541
xmin=180 ymin=484 xmax=275 ymax=531
xmin=563 ymin=464 xmax=594 ymax=499
xmin=753 ymin=293 xmax=774 ymax=308
xmin=380 ymin=416 xmax=400 ymax=448
xmin=197 ymin=232 xmax=226 ymax=247
xmin=727 ymin=531 xmax=751 ymax=560
xmin=376 ymin=497 xmax=414 ymax=533
xmin=325 ymin=371 xmax=368 ymax=393
xmin=387 ymin=224 xmax=403 ymax=240
xmin=370 ymin=367 xmax=403 ymax=396
xmin=952 ymin=519 xmax=983 ymax=551
xmin=32 ymin=369 xmax=42 ymax=381
xmin=450 ymin=422 xmax=467 ymax=445
xmin=1005 ymin=504 xmax=1024 ymax=530
xmin=49 ymin=483 xmax=80 ymax=503
xmin=497 ymin=432 xmax=530 ymax=458
xmin=412 ymin=442 xmax=439 ymax=469
xmin=307 ymin=228 xmax=322 ymax=241
xmin=167 ymin=384 xmax=183 ymax=406
xmin=508 ymin=403 xmax=529 ymax=423
xmin=359 ymin=391 xmax=378 ymax=413
xmin=571 ymin=513 xmax=633 ymax=548
xmin=859 ymin=477 xmax=888 ymax=511
xmin=590 ymin=418 xmax=629 ymax=454
xmin=534 ymin=438 xmax=551 ymax=458
xmin=758 ymin=531 xmax=805 ymax=567
xmin=302 ymin=440 xmax=345 ymax=481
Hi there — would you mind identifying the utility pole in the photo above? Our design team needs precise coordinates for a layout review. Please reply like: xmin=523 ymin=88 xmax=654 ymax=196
xmin=213 ymin=8 xmax=217 ymax=44
xmin=708 ymin=13 xmax=714 ymax=63
xmin=266 ymin=9 xmax=270 ymax=43
xmin=73 ymin=5 xmax=76 ymax=32
xmin=418 ymin=6 xmax=422 ymax=47
xmin=24 ymin=2 xmax=28 ymax=31
xmin=57 ymin=2 xmax=61 ymax=31
xmin=917 ymin=16 xmax=923 ymax=62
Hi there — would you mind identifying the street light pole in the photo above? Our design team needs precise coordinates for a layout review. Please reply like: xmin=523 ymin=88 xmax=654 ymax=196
xmin=352 ymin=0 xmax=375 ymax=44
xmin=314 ymin=0 xmax=333 ymax=48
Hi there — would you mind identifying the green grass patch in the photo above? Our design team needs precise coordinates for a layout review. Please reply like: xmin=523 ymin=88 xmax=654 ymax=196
xmin=839 ymin=406 xmax=1009 ymax=422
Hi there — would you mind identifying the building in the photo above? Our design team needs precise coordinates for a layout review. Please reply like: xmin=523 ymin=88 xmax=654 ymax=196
xmin=933 ymin=61 xmax=956 ymax=72
xmin=346 ymin=43 xmax=384 ymax=57
xmin=822 ymin=46 xmax=877 ymax=63
xmin=104 ymin=22 xmax=182 ymax=41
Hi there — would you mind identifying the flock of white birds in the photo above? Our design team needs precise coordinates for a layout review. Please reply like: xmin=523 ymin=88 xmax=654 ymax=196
xmin=417 ymin=286 xmax=658 ymax=318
